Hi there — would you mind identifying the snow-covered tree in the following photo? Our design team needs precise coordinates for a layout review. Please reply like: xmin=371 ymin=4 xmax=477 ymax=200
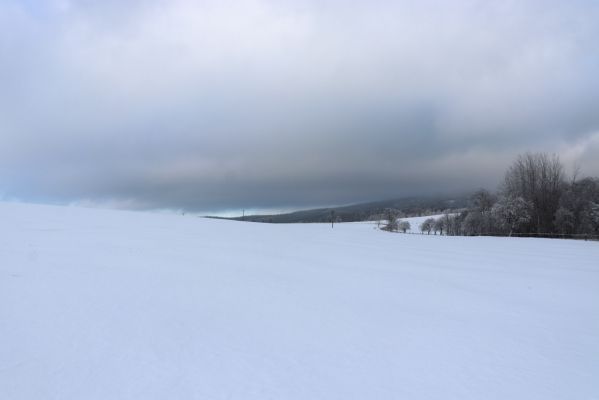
xmin=471 ymin=189 xmax=496 ymax=214
xmin=433 ymin=218 xmax=445 ymax=235
xmin=443 ymin=213 xmax=465 ymax=236
xmin=420 ymin=218 xmax=435 ymax=234
xmin=462 ymin=211 xmax=483 ymax=236
xmin=399 ymin=221 xmax=411 ymax=233
xmin=492 ymin=196 xmax=532 ymax=236
xmin=381 ymin=209 xmax=399 ymax=232
xmin=554 ymin=207 xmax=575 ymax=235
xmin=502 ymin=152 xmax=564 ymax=233
xmin=590 ymin=202 xmax=599 ymax=233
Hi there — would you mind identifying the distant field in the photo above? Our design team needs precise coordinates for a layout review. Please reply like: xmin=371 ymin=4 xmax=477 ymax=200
xmin=2 ymin=202 xmax=598 ymax=400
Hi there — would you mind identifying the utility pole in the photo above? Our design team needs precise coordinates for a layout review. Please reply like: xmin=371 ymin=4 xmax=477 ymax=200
xmin=331 ymin=210 xmax=335 ymax=228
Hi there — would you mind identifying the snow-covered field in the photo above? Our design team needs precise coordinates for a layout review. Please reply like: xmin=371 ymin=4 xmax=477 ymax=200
xmin=1 ymin=202 xmax=598 ymax=400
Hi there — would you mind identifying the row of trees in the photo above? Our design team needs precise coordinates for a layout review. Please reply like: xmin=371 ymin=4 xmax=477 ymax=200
xmin=466 ymin=153 xmax=599 ymax=237
xmin=419 ymin=216 xmax=452 ymax=235
xmin=380 ymin=209 xmax=412 ymax=233
xmin=384 ymin=153 xmax=599 ymax=238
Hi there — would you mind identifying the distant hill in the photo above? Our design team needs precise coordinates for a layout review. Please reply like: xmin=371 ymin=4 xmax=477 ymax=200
xmin=213 ymin=194 xmax=470 ymax=223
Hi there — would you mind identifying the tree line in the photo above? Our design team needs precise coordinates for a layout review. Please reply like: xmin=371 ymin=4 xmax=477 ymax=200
xmin=382 ymin=152 xmax=599 ymax=239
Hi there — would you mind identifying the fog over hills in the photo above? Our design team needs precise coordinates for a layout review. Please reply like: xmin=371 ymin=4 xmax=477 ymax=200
xmin=218 ymin=194 xmax=469 ymax=223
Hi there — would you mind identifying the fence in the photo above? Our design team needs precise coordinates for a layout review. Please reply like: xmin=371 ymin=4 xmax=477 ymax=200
xmin=382 ymin=228 xmax=599 ymax=241
xmin=475 ymin=232 xmax=599 ymax=241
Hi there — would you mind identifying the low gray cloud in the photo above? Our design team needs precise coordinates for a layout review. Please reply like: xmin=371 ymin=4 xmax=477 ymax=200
xmin=1 ymin=0 xmax=599 ymax=212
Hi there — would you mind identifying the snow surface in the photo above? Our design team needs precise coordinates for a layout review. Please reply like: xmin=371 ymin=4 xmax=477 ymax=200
xmin=1 ymin=202 xmax=598 ymax=400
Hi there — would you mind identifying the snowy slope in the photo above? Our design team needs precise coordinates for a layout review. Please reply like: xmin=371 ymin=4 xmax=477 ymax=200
xmin=1 ymin=202 xmax=598 ymax=400
xmin=402 ymin=214 xmax=445 ymax=232
xmin=366 ymin=214 xmax=446 ymax=233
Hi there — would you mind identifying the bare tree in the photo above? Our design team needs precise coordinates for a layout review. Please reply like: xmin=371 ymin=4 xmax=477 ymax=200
xmin=381 ymin=208 xmax=399 ymax=232
xmin=443 ymin=213 xmax=465 ymax=236
xmin=433 ymin=218 xmax=445 ymax=235
xmin=462 ymin=211 xmax=482 ymax=236
xmin=368 ymin=213 xmax=385 ymax=228
xmin=420 ymin=218 xmax=435 ymax=234
xmin=558 ymin=177 xmax=599 ymax=235
xmin=469 ymin=189 xmax=496 ymax=234
xmin=471 ymin=189 xmax=496 ymax=214
xmin=554 ymin=207 xmax=575 ymax=235
xmin=502 ymin=152 xmax=565 ymax=233
xmin=589 ymin=202 xmax=599 ymax=234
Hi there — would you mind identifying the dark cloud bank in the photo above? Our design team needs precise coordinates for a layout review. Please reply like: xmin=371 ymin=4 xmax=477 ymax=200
xmin=1 ymin=0 xmax=599 ymax=213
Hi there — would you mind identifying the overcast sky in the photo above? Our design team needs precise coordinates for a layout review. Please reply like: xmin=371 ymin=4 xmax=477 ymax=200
xmin=1 ymin=0 xmax=599 ymax=213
